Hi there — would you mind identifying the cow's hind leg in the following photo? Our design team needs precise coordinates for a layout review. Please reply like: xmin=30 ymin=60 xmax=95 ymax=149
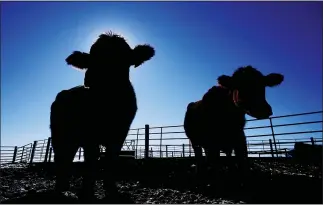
xmin=224 ymin=149 xmax=234 ymax=171
xmin=224 ymin=149 xmax=232 ymax=170
xmin=52 ymin=138 xmax=79 ymax=193
xmin=189 ymin=136 xmax=204 ymax=176
xmin=192 ymin=144 xmax=204 ymax=174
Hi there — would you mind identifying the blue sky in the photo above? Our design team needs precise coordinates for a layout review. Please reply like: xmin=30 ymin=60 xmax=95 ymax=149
xmin=1 ymin=2 xmax=322 ymax=150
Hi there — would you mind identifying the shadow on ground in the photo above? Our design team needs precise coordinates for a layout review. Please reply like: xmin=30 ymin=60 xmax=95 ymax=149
xmin=138 ymin=158 xmax=322 ymax=204
xmin=1 ymin=158 xmax=321 ymax=204
xmin=2 ymin=190 xmax=135 ymax=204
xmin=143 ymin=171 xmax=322 ymax=204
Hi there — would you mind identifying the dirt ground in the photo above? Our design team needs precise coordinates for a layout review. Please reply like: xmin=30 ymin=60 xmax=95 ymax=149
xmin=0 ymin=158 xmax=322 ymax=204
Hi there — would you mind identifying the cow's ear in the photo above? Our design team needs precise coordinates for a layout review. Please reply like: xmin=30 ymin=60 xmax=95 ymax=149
xmin=217 ymin=75 xmax=233 ymax=88
xmin=265 ymin=73 xmax=284 ymax=87
xmin=131 ymin=44 xmax=155 ymax=68
xmin=65 ymin=51 xmax=91 ymax=70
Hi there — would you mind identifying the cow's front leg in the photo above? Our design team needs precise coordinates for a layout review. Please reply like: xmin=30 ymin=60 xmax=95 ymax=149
xmin=52 ymin=138 xmax=79 ymax=194
xmin=102 ymin=127 xmax=131 ymax=198
xmin=101 ymin=147 xmax=119 ymax=198
xmin=204 ymin=146 xmax=221 ymax=189
xmin=79 ymin=144 xmax=100 ymax=201
xmin=234 ymin=133 xmax=250 ymax=188
xmin=193 ymin=145 xmax=204 ymax=174
xmin=225 ymin=149 xmax=234 ymax=173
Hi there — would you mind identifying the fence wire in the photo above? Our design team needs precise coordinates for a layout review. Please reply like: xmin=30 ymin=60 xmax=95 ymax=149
xmin=1 ymin=111 xmax=322 ymax=165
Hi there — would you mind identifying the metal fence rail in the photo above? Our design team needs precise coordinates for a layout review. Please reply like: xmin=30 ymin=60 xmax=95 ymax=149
xmin=1 ymin=110 xmax=322 ymax=165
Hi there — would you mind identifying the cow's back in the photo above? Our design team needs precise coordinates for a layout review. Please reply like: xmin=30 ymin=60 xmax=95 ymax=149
xmin=293 ymin=142 xmax=322 ymax=163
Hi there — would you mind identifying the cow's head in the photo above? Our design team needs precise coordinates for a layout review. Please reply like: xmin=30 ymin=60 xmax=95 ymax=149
xmin=217 ymin=65 xmax=284 ymax=119
xmin=65 ymin=31 xmax=155 ymax=88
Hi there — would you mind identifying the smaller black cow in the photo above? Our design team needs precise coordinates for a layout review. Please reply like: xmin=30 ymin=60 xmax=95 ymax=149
xmin=184 ymin=65 xmax=284 ymax=185
xmin=290 ymin=142 xmax=322 ymax=164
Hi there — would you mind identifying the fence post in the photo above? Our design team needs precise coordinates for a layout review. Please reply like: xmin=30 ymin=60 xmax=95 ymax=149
xmin=12 ymin=146 xmax=18 ymax=163
xmin=189 ymin=141 xmax=192 ymax=157
xmin=39 ymin=139 xmax=46 ymax=161
xmin=182 ymin=144 xmax=185 ymax=157
xmin=20 ymin=146 xmax=25 ymax=162
xmin=44 ymin=137 xmax=51 ymax=163
xmin=145 ymin=124 xmax=150 ymax=159
xmin=284 ymin=148 xmax=288 ymax=157
xmin=160 ymin=127 xmax=163 ymax=158
xmin=135 ymin=129 xmax=140 ymax=159
xmin=166 ymin=145 xmax=168 ymax=158
xmin=48 ymin=147 xmax=52 ymax=162
xmin=310 ymin=137 xmax=315 ymax=145
xmin=139 ymin=147 xmax=142 ymax=159
xmin=269 ymin=139 xmax=274 ymax=158
xmin=78 ymin=148 xmax=82 ymax=160
xmin=150 ymin=147 xmax=153 ymax=158
xmin=27 ymin=144 xmax=32 ymax=162
xmin=269 ymin=118 xmax=278 ymax=157
xmin=29 ymin=141 xmax=38 ymax=164
xmin=277 ymin=139 xmax=281 ymax=157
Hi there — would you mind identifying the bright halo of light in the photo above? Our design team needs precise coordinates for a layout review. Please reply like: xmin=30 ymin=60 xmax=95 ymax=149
xmin=78 ymin=24 xmax=140 ymax=52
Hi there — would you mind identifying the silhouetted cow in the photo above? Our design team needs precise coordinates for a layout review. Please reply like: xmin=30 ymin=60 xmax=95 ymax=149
xmin=184 ymin=66 xmax=284 ymax=184
xmin=50 ymin=31 xmax=155 ymax=200
xmin=290 ymin=142 xmax=322 ymax=164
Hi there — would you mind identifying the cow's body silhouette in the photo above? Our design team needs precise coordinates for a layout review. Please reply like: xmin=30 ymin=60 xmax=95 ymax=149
xmin=291 ymin=142 xmax=322 ymax=164
xmin=50 ymin=32 xmax=155 ymax=200
xmin=184 ymin=66 xmax=284 ymax=185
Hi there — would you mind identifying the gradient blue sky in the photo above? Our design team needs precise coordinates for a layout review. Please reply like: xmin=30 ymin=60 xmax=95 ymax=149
xmin=1 ymin=2 xmax=322 ymax=147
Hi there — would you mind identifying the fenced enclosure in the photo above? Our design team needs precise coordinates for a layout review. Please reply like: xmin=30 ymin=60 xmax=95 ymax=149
xmin=1 ymin=111 xmax=322 ymax=165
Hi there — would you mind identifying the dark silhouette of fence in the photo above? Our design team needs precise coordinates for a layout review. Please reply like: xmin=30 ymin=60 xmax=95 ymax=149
xmin=1 ymin=110 xmax=322 ymax=165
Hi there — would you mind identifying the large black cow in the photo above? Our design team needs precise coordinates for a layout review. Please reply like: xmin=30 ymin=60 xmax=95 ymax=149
xmin=50 ymin=31 xmax=155 ymax=200
xmin=184 ymin=66 xmax=284 ymax=183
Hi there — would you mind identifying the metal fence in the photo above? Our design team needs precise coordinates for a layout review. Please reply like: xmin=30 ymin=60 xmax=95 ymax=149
xmin=1 ymin=110 xmax=322 ymax=165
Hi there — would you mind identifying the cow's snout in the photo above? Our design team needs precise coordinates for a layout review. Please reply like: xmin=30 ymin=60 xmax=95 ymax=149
xmin=246 ymin=101 xmax=273 ymax=120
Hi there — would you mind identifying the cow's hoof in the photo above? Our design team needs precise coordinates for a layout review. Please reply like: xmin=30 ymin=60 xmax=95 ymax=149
xmin=60 ymin=191 xmax=78 ymax=199
xmin=103 ymin=181 xmax=119 ymax=195
xmin=105 ymin=188 xmax=119 ymax=199
xmin=54 ymin=186 xmax=70 ymax=195
xmin=53 ymin=190 xmax=76 ymax=199
xmin=77 ymin=190 xmax=97 ymax=203
xmin=103 ymin=192 xmax=134 ymax=204
xmin=78 ymin=195 xmax=97 ymax=203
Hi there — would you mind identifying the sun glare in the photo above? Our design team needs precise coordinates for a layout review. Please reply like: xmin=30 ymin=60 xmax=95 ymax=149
xmin=74 ymin=22 xmax=147 ymax=80
xmin=76 ymin=17 xmax=145 ymax=51
xmin=78 ymin=27 xmax=139 ymax=52
xmin=107 ymin=26 xmax=140 ymax=48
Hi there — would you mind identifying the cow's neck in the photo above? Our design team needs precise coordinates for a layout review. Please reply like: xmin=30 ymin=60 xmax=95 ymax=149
xmin=218 ymin=85 xmax=246 ymax=116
